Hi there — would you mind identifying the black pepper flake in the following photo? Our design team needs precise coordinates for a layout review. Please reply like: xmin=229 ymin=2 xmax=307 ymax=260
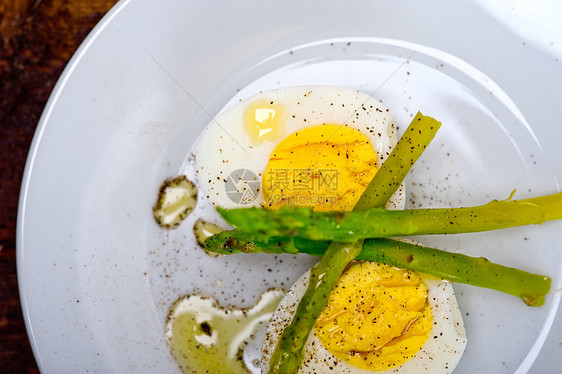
xmin=200 ymin=322 xmax=212 ymax=336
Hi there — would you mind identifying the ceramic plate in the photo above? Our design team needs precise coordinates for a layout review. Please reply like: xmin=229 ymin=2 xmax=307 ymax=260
xmin=18 ymin=0 xmax=562 ymax=372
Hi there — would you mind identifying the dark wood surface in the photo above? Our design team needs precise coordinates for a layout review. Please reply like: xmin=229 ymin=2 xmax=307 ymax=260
xmin=0 ymin=1 xmax=118 ymax=372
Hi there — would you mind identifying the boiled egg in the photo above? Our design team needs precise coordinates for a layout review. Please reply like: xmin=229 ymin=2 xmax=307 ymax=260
xmin=261 ymin=262 xmax=467 ymax=373
xmin=195 ymin=86 xmax=404 ymax=211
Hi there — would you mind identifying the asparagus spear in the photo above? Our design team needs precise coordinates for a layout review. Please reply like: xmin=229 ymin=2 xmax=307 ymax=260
xmin=204 ymin=230 xmax=324 ymax=255
xmin=355 ymin=112 xmax=441 ymax=210
xmin=266 ymin=112 xmax=441 ymax=373
xmin=218 ymin=192 xmax=562 ymax=242
xmin=267 ymin=241 xmax=362 ymax=373
xmin=357 ymin=239 xmax=551 ymax=307
xmin=203 ymin=233 xmax=551 ymax=306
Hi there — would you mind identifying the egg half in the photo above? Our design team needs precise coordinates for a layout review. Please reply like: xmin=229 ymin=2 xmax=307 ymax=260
xmin=195 ymin=86 xmax=404 ymax=211
xmin=261 ymin=262 xmax=467 ymax=373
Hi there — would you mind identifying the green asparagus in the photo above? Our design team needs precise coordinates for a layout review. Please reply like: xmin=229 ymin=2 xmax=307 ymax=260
xmin=355 ymin=112 xmax=441 ymax=210
xmin=203 ymin=233 xmax=550 ymax=306
xmin=218 ymin=192 xmax=562 ymax=242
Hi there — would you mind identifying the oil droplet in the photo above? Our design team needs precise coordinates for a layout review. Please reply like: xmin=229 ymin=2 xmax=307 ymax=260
xmin=166 ymin=289 xmax=284 ymax=373
xmin=243 ymin=99 xmax=286 ymax=145
xmin=153 ymin=175 xmax=197 ymax=228
xmin=193 ymin=219 xmax=224 ymax=257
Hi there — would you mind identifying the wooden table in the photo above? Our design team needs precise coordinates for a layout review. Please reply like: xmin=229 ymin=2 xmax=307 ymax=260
xmin=0 ymin=1 xmax=118 ymax=372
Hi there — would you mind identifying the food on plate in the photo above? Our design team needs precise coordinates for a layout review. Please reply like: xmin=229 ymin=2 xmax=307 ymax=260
xmin=262 ymin=111 xmax=446 ymax=373
xmin=185 ymin=85 xmax=413 ymax=373
xmin=194 ymin=85 xmax=404 ymax=210
xmin=157 ymin=85 xmax=556 ymax=374
xmin=216 ymin=191 xmax=562 ymax=242
xmin=261 ymin=262 xmax=467 ymax=373
xmin=153 ymin=175 xmax=197 ymax=228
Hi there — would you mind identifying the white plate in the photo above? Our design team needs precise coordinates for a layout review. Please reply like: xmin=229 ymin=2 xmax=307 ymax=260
xmin=17 ymin=0 xmax=562 ymax=373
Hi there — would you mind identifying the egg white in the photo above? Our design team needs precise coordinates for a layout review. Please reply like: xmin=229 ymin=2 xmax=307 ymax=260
xmin=261 ymin=270 xmax=467 ymax=374
xmin=194 ymin=86 xmax=404 ymax=210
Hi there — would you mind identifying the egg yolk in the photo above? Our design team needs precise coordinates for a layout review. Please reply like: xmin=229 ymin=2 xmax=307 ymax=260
xmin=314 ymin=262 xmax=433 ymax=371
xmin=243 ymin=99 xmax=286 ymax=145
xmin=262 ymin=124 xmax=378 ymax=211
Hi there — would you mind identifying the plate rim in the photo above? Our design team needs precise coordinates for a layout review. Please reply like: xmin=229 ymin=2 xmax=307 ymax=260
xmin=15 ymin=0 xmax=134 ymax=371
xmin=15 ymin=1 xmax=562 ymax=372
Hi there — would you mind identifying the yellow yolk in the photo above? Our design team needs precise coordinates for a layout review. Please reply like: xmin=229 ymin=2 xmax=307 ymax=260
xmin=243 ymin=99 xmax=286 ymax=145
xmin=262 ymin=124 xmax=378 ymax=211
xmin=314 ymin=262 xmax=433 ymax=371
